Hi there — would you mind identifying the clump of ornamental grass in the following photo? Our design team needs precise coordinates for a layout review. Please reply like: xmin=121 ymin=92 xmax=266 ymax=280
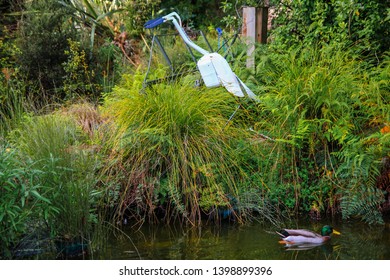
xmin=102 ymin=71 xmax=256 ymax=225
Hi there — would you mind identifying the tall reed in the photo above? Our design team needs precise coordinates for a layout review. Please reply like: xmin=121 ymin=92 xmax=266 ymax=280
xmin=0 ymin=78 xmax=27 ymax=139
xmin=10 ymin=111 xmax=102 ymax=242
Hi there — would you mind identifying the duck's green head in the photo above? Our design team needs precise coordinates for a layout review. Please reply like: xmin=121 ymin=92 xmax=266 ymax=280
xmin=321 ymin=225 xmax=341 ymax=236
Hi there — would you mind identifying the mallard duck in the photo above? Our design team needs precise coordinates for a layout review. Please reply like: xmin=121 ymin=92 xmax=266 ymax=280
xmin=277 ymin=225 xmax=341 ymax=245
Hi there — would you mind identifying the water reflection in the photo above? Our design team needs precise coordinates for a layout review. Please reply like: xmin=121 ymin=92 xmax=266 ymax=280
xmin=97 ymin=220 xmax=390 ymax=260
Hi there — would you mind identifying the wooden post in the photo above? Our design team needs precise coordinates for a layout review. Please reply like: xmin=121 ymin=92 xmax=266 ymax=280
xmin=256 ymin=6 xmax=269 ymax=44
xmin=242 ymin=7 xmax=256 ymax=69
xmin=242 ymin=5 xmax=269 ymax=68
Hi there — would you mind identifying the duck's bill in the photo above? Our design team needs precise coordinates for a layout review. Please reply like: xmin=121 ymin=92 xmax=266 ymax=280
xmin=333 ymin=229 xmax=341 ymax=235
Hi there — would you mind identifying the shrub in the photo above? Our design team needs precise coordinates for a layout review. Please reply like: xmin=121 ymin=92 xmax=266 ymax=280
xmin=16 ymin=0 xmax=77 ymax=100
xmin=10 ymin=111 xmax=102 ymax=242
xmin=270 ymin=0 xmax=390 ymax=60
xmin=62 ymin=39 xmax=102 ymax=101
xmin=0 ymin=31 xmax=26 ymax=138
xmin=0 ymin=145 xmax=56 ymax=258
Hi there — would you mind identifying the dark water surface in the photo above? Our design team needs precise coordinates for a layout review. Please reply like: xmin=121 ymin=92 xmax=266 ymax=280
xmin=96 ymin=219 xmax=390 ymax=260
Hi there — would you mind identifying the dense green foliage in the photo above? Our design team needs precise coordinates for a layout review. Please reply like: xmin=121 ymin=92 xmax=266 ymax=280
xmin=159 ymin=0 xmax=224 ymax=29
xmin=0 ymin=145 xmax=55 ymax=258
xmin=16 ymin=0 xmax=77 ymax=99
xmin=0 ymin=105 xmax=106 ymax=258
xmin=9 ymin=110 xmax=101 ymax=248
xmin=253 ymin=45 xmax=389 ymax=223
xmin=0 ymin=0 xmax=389 ymax=258
xmin=271 ymin=0 xmax=390 ymax=59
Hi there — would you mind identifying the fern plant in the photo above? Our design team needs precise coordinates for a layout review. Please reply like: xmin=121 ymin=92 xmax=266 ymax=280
xmin=250 ymin=43 xmax=389 ymax=222
xmin=335 ymin=54 xmax=390 ymax=224
xmin=336 ymin=139 xmax=385 ymax=225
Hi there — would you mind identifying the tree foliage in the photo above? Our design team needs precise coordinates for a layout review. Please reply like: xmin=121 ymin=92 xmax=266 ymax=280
xmin=16 ymin=0 xmax=77 ymax=98
xmin=270 ymin=0 xmax=390 ymax=60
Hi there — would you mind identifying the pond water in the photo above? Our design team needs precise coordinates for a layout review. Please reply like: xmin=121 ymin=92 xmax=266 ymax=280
xmin=96 ymin=219 xmax=390 ymax=260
